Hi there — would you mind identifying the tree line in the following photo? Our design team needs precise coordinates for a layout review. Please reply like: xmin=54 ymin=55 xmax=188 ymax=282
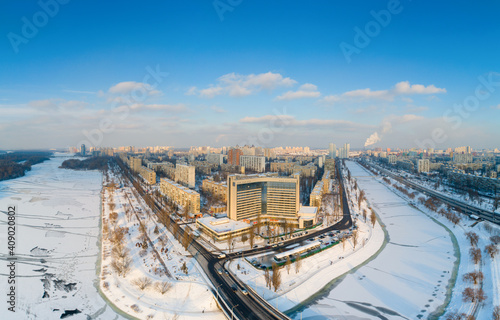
xmin=0 ymin=151 xmax=52 ymax=181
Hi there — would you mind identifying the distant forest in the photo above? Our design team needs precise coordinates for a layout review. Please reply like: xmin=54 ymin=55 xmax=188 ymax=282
xmin=0 ymin=152 xmax=52 ymax=181
xmin=60 ymin=156 xmax=110 ymax=171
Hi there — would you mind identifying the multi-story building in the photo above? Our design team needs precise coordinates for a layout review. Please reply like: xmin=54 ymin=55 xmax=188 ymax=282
xmin=139 ymin=166 xmax=156 ymax=184
xmin=328 ymin=143 xmax=336 ymax=158
xmin=129 ymin=157 xmax=142 ymax=173
xmin=293 ymin=163 xmax=317 ymax=177
xmin=81 ymin=144 xmax=86 ymax=156
xmin=240 ymin=155 xmax=266 ymax=173
xmin=206 ymin=153 xmax=224 ymax=165
xmin=338 ymin=143 xmax=350 ymax=159
xmin=417 ymin=159 xmax=430 ymax=173
xmin=227 ymin=148 xmax=243 ymax=165
xmin=270 ymin=161 xmax=295 ymax=174
xmin=453 ymin=153 xmax=473 ymax=164
xmin=309 ymin=170 xmax=330 ymax=208
xmin=160 ymin=178 xmax=200 ymax=214
xmin=147 ymin=161 xmax=174 ymax=172
xmin=324 ymin=158 xmax=336 ymax=173
xmin=388 ymin=154 xmax=397 ymax=164
xmin=175 ymin=163 xmax=196 ymax=188
xmin=202 ymin=178 xmax=228 ymax=202
xmin=227 ymin=173 xmax=300 ymax=223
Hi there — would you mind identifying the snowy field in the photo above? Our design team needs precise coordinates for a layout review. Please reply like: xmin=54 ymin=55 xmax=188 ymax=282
xmin=293 ymin=161 xmax=458 ymax=320
xmin=380 ymin=165 xmax=500 ymax=319
xmin=0 ymin=154 xmax=125 ymax=319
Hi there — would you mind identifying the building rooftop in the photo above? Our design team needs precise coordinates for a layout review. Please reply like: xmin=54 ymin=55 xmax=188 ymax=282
xmin=197 ymin=216 xmax=251 ymax=234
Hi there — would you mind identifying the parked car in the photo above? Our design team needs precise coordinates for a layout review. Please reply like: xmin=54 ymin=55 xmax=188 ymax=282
xmin=241 ymin=289 xmax=248 ymax=295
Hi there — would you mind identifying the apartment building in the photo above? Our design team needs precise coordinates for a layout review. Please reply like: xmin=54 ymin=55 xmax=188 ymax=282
xmin=206 ymin=153 xmax=224 ymax=165
xmin=417 ymin=159 xmax=430 ymax=173
xmin=201 ymin=178 xmax=228 ymax=202
xmin=139 ymin=166 xmax=156 ymax=184
xmin=175 ymin=163 xmax=196 ymax=188
xmin=227 ymin=148 xmax=243 ymax=165
xmin=160 ymin=178 xmax=200 ymax=214
xmin=240 ymin=155 xmax=265 ymax=172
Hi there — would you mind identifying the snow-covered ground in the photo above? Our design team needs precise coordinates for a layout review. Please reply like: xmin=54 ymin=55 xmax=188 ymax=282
xmin=99 ymin=166 xmax=224 ymax=320
xmin=379 ymin=164 xmax=500 ymax=319
xmin=0 ymin=154 xmax=125 ymax=319
xmin=290 ymin=161 xmax=458 ymax=319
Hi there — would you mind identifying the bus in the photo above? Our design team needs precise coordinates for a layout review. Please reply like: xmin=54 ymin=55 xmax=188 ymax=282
xmin=274 ymin=241 xmax=321 ymax=263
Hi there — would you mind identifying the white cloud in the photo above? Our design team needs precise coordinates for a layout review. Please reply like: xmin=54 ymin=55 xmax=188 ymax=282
xmin=322 ymin=81 xmax=446 ymax=105
xmin=393 ymin=81 xmax=446 ymax=95
xmin=491 ymin=104 xmax=500 ymax=110
xmin=128 ymin=103 xmax=187 ymax=112
xmin=275 ymin=83 xmax=321 ymax=100
xmin=185 ymin=86 xmax=198 ymax=96
xmin=28 ymin=99 xmax=88 ymax=111
xmin=108 ymin=81 xmax=161 ymax=96
xmin=211 ymin=106 xmax=226 ymax=113
xmin=239 ymin=114 xmax=368 ymax=131
xmin=197 ymin=72 xmax=297 ymax=98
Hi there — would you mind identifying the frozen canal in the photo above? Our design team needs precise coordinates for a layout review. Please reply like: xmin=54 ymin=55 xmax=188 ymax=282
xmin=292 ymin=161 xmax=458 ymax=320
xmin=0 ymin=154 xmax=125 ymax=319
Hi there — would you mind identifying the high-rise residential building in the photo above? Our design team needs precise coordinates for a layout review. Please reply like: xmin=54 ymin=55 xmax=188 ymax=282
xmin=175 ymin=163 xmax=196 ymax=188
xmin=328 ymin=143 xmax=337 ymax=158
xmin=81 ymin=144 xmax=86 ymax=156
xmin=417 ymin=159 xmax=430 ymax=173
xmin=228 ymin=148 xmax=243 ymax=165
xmin=227 ymin=173 xmax=300 ymax=223
xmin=240 ymin=155 xmax=266 ymax=172
xmin=338 ymin=143 xmax=350 ymax=159
xmin=206 ymin=153 xmax=224 ymax=165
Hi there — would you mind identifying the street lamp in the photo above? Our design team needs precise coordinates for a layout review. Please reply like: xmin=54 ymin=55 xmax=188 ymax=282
xmin=231 ymin=304 xmax=239 ymax=320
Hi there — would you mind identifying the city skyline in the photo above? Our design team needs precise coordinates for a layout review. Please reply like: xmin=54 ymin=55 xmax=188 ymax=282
xmin=2 ymin=1 xmax=500 ymax=150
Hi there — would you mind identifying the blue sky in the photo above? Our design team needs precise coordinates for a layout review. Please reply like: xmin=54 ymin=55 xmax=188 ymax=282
xmin=1 ymin=0 xmax=499 ymax=150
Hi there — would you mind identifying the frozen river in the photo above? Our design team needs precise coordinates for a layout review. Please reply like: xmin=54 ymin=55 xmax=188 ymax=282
xmin=0 ymin=154 xmax=125 ymax=319
xmin=292 ymin=161 xmax=458 ymax=320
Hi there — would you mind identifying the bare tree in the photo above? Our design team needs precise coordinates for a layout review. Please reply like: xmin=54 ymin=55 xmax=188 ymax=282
xmin=227 ymin=232 xmax=234 ymax=253
xmin=358 ymin=190 xmax=365 ymax=210
xmin=462 ymin=287 xmax=486 ymax=303
xmin=352 ymin=230 xmax=359 ymax=249
xmin=470 ymin=248 xmax=482 ymax=265
xmin=370 ymin=210 xmax=377 ymax=227
xmin=295 ymin=255 xmax=302 ymax=274
xmin=249 ymin=227 xmax=255 ymax=248
xmin=362 ymin=209 xmax=367 ymax=222
xmin=485 ymin=244 xmax=499 ymax=259
xmin=241 ymin=234 xmax=248 ymax=244
xmin=154 ymin=281 xmax=172 ymax=295
xmin=264 ymin=268 xmax=271 ymax=289
xmin=493 ymin=305 xmax=500 ymax=320
xmin=463 ymin=271 xmax=484 ymax=285
xmin=182 ymin=229 xmax=191 ymax=250
xmin=285 ymin=256 xmax=291 ymax=275
xmin=132 ymin=276 xmax=153 ymax=290
xmin=465 ymin=232 xmax=479 ymax=247
xmin=271 ymin=262 xmax=282 ymax=292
